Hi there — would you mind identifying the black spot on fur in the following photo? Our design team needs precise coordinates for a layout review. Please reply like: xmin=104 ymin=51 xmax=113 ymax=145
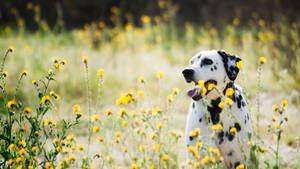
xmin=218 ymin=130 xmax=225 ymax=144
xmin=234 ymin=162 xmax=241 ymax=168
xmin=247 ymin=114 xmax=249 ymax=120
xmin=211 ymin=68 xmax=214 ymax=71
xmin=207 ymin=97 xmax=222 ymax=124
xmin=234 ymin=122 xmax=241 ymax=132
xmin=244 ymin=119 xmax=247 ymax=124
xmin=227 ymin=151 xmax=233 ymax=156
xmin=236 ymin=94 xmax=243 ymax=108
xmin=199 ymin=118 xmax=202 ymax=123
xmin=192 ymin=102 xmax=195 ymax=108
xmin=226 ymin=130 xmax=235 ymax=141
xmin=214 ymin=65 xmax=217 ymax=70
xmin=242 ymin=101 xmax=246 ymax=107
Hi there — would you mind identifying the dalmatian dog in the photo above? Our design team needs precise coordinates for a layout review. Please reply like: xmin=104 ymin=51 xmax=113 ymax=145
xmin=182 ymin=50 xmax=252 ymax=169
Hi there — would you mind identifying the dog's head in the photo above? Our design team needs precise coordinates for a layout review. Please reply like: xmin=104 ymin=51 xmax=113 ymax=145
xmin=182 ymin=50 xmax=241 ymax=100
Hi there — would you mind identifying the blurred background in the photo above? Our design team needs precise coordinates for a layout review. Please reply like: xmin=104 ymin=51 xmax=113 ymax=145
xmin=0 ymin=0 xmax=300 ymax=167
xmin=1 ymin=0 xmax=300 ymax=29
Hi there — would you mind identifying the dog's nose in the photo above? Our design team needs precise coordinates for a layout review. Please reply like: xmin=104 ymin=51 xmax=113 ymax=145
xmin=182 ymin=69 xmax=194 ymax=79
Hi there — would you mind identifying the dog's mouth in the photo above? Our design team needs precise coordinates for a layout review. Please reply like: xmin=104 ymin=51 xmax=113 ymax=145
xmin=187 ymin=80 xmax=217 ymax=101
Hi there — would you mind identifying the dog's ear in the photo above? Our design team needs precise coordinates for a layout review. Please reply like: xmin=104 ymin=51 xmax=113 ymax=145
xmin=218 ymin=50 xmax=241 ymax=81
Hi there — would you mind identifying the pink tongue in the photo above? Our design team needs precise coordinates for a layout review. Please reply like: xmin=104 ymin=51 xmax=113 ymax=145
xmin=187 ymin=88 xmax=198 ymax=98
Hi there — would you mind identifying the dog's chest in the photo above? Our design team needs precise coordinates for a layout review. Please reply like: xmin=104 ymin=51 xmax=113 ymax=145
xmin=185 ymin=101 xmax=211 ymax=143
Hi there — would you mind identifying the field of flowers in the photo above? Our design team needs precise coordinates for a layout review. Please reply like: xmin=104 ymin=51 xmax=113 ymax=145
xmin=0 ymin=4 xmax=300 ymax=169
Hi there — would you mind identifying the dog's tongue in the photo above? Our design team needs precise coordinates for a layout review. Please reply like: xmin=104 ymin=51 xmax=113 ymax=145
xmin=187 ymin=88 xmax=198 ymax=98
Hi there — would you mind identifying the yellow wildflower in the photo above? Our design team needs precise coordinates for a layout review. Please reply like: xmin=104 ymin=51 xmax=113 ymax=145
xmin=131 ymin=163 xmax=139 ymax=169
xmin=207 ymin=83 xmax=216 ymax=90
xmin=157 ymin=71 xmax=163 ymax=78
xmin=218 ymin=101 xmax=225 ymax=108
xmin=23 ymin=107 xmax=32 ymax=113
xmin=92 ymin=115 xmax=99 ymax=122
xmin=226 ymin=98 xmax=234 ymax=105
xmin=16 ymin=157 xmax=24 ymax=163
xmin=97 ymin=136 xmax=103 ymax=142
xmin=45 ymin=162 xmax=52 ymax=169
xmin=41 ymin=96 xmax=50 ymax=104
xmin=53 ymin=138 xmax=59 ymax=144
xmin=156 ymin=122 xmax=164 ymax=129
xmin=225 ymin=88 xmax=234 ymax=97
xmin=77 ymin=144 xmax=84 ymax=151
xmin=137 ymin=90 xmax=144 ymax=97
xmin=282 ymin=100 xmax=288 ymax=106
xmin=52 ymin=57 xmax=58 ymax=63
xmin=236 ymin=60 xmax=243 ymax=69
xmin=172 ymin=88 xmax=180 ymax=95
xmin=8 ymin=46 xmax=14 ymax=52
xmin=284 ymin=116 xmax=289 ymax=121
xmin=171 ymin=130 xmax=177 ymax=136
xmin=272 ymin=115 xmax=278 ymax=121
xmin=274 ymin=123 xmax=280 ymax=129
xmin=45 ymin=119 xmax=54 ymax=125
xmin=60 ymin=60 xmax=67 ymax=65
xmin=258 ymin=57 xmax=266 ymax=64
xmin=259 ymin=146 xmax=266 ymax=152
xmin=161 ymin=155 xmax=169 ymax=162
xmin=201 ymin=156 xmax=210 ymax=164
xmin=198 ymin=80 xmax=205 ymax=86
xmin=236 ymin=164 xmax=245 ymax=169
xmin=73 ymin=104 xmax=80 ymax=112
xmin=18 ymin=140 xmax=26 ymax=147
xmin=9 ymin=144 xmax=15 ymax=150
xmin=8 ymin=159 xmax=14 ymax=165
xmin=32 ymin=80 xmax=38 ymax=85
xmin=230 ymin=127 xmax=237 ymax=133
xmin=115 ymin=137 xmax=120 ymax=143
xmin=2 ymin=71 xmax=8 ymax=77
xmin=141 ymin=15 xmax=151 ymax=23
xmin=138 ymin=76 xmax=145 ymax=83
xmin=121 ymin=121 xmax=127 ymax=127
xmin=22 ymin=70 xmax=28 ymax=76
xmin=32 ymin=146 xmax=37 ymax=151
xmin=18 ymin=148 xmax=26 ymax=155
xmin=82 ymin=56 xmax=88 ymax=64
xmin=272 ymin=105 xmax=279 ymax=111
xmin=104 ymin=109 xmax=112 ymax=116
xmin=202 ymin=88 xmax=207 ymax=95
xmin=55 ymin=63 xmax=61 ymax=70
xmin=7 ymin=100 xmax=17 ymax=109
xmin=97 ymin=69 xmax=103 ymax=77
xmin=167 ymin=94 xmax=174 ymax=102
xmin=150 ymin=132 xmax=157 ymax=140
xmin=93 ymin=126 xmax=99 ymax=133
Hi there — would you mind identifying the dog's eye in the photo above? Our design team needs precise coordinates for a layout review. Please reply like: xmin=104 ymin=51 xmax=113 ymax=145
xmin=201 ymin=58 xmax=213 ymax=67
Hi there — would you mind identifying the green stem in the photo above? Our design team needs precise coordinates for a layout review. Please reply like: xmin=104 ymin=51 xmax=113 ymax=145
xmin=276 ymin=130 xmax=282 ymax=167
xmin=0 ymin=49 xmax=11 ymax=73
xmin=13 ymin=74 xmax=25 ymax=100
xmin=256 ymin=65 xmax=262 ymax=142
xmin=84 ymin=62 xmax=92 ymax=158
